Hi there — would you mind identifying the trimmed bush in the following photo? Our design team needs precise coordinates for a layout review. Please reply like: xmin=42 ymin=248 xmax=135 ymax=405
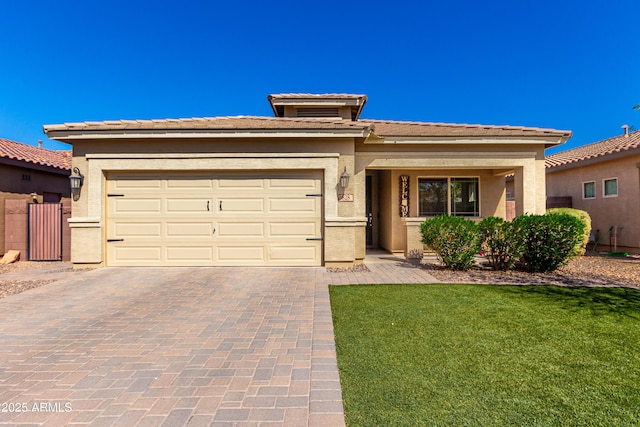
xmin=547 ymin=208 xmax=591 ymax=258
xmin=513 ymin=213 xmax=586 ymax=272
xmin=478 ymin=216 xmax=527 ymax=271
xmin=421 ymin=215 xmax=480 ymax=270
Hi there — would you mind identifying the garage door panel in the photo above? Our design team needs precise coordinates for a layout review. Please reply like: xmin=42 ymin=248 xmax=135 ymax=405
xmin=166 ymin=198 xmax=211 ymax=214
xmin=269 ymin=198 xmax=316 ymax=213
xmin=166 ymin=246 xmax=214 ymax=261
xmin=112 ymin=198 xmax=162 ymax=214
xmin=218 ymin=178 xmax=264 ymax=189
xmin=268 ymin=178 xmax=318 ymax=189
xmin=220 ymin=199 xmax=264 ymax=213
xmin=217 ymin=222 xmax=265 ymax=237
xmin=112 ymin=246 xmax=162 ymax=262
xmin=217 ymin=246 xmax=265 ymax=261
xmin=112 ymin=222 xmax=162 ymax=238
xmin=107 ymin=171 xmax=322 ymax=266
xmin=270 ymin=245 xmax=319 ymax=262
xmin=166 ymin=222 xmax=214 ymax=237
xmin=110 ymin=176 xmax=162 ymax=190
xmin=269 ymin=222 xmax=317 ymax=237
xmin=166 ymin=177 xmax=213 ymax=189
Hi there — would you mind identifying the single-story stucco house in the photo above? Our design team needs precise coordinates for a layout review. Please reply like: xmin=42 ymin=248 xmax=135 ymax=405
xmin=546 ymin=126 xmax=640 ymax=254
xmin=43 ymin=94 xmax=571 ymax=268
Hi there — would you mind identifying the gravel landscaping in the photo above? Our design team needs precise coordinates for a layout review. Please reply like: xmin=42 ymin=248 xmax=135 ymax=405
xmin=0 ymin=261 xmax=74 ymax=299
xmin=422 ymin=253 xmax=640 ymax=288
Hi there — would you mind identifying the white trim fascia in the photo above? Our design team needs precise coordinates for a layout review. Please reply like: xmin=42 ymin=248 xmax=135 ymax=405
xmin=271 ymin=99 xmax=363 ymax=107
xmin=86 ymin=152 xmax=340 ymax=160
xmin=45 ymin=129 xmax=368 ymax=141
xmin=364 ymin=136 xmax=567 ymax=145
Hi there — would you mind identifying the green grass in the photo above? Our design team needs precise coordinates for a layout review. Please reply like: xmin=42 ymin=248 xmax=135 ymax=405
xmin=329 ymin=284 xmax=640 ymax=426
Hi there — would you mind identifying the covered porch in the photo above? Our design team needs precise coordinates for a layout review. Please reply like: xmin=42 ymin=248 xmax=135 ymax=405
xmin=359 ymin=157 xmax=544 ymax=260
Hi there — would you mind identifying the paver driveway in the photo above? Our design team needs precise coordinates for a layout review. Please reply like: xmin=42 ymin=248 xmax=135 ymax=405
xmin=0 ymin=261 xmax=437 ymax=426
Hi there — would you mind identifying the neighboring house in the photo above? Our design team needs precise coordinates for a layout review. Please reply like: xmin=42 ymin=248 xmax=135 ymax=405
xmin=546 ymin=127 xmax=640 ymax=254
xmin=0 ymin=138 xmax=72 ymax=256
xmin=43 ymin=93 xmax=570 ymax=268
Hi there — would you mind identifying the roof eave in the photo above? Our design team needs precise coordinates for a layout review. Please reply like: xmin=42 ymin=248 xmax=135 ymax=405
xmin=0 ymin=156 xmax=71 ymax=174
xmin=44 ymin=127 xmax=371 ymax=142
xmin=364 ymin=135 xmax=570 ymax=145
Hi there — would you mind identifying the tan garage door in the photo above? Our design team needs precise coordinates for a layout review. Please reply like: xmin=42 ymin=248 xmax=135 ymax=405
xmin=106 ymin=171 xmax=322 ymax=266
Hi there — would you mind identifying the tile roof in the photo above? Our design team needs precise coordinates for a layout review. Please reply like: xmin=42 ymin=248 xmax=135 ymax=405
xmin=43 ymin=116 xmax=372 ymax=133
xmin=0 ymin=137 xmax=72 ymax=171
xmin=267 ymin=93 xmax=367 ymax=101
xmin=546 ymin=129 xmax=640 ymax=168
xmin=361 ymin=119 xmax=572 ymax=138
xmin=44 ymin=116 xmax=570 ymax=140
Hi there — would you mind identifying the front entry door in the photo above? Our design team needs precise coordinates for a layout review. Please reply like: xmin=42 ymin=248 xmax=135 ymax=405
xmin=366 ymin=175 xmax=373 ymax=246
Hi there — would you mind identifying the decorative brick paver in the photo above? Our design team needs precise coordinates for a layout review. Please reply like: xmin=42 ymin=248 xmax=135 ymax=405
xmin=0 ymin=255 xmax=437 ymax=426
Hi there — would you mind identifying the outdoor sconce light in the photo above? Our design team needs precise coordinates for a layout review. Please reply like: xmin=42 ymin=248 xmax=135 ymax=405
xmin=340 ymin=167 xmax=350 ymax=189
xmin=69 ymin=167 xmax=84 ymax=201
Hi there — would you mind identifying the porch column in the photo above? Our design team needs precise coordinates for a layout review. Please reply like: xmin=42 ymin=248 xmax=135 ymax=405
xmin=513 ymin=160 xmax=542 ymax=216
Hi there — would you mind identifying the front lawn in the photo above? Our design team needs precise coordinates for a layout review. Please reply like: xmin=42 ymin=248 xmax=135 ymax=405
xmin=330 ymin=284 xmax=640 ymax=426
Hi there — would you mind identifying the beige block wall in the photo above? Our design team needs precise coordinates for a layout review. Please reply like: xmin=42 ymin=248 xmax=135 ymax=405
xmin=546 ymin=154 xmax=640 ymax=253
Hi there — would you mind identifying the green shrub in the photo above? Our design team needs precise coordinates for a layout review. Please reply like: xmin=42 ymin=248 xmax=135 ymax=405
xmin=420 ymin=215 xmax=480 ymax=270
xmin=547 ymin=208 xmax=591 ymax=258
xmin=513 ymin=213 xmax=586 ymax=272
xmin=478 ymin=216 xmax=527 ymax=271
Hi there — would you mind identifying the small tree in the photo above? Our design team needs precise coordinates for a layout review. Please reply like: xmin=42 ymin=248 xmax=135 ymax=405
xmin=478 ymin=216 xmax=527 ymax=271
xmin=420 ymin=215 xmax=480 ymax=270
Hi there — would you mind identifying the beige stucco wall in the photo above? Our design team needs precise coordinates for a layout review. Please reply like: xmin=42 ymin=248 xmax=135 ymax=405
xmin=370 ymin=169 xmax=507 ymax=253
xmin=355 ymin=143 xmax=547 ymax=253
xmin=66 ymin=135 xmax=554 ymax=266
xmin=546 ymin=154 xmax=640 ymax=253
xmin=68 ymin=137 xmax=361 ymax=266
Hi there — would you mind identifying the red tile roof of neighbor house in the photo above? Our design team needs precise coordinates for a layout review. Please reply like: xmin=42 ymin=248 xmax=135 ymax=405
xmin=0 ymin=138 xmax=72 ymax=171
xmin=43 ymin=116 xmax=571 ymax=139
xmin=546 ymin=129 xmax=640 ymax=168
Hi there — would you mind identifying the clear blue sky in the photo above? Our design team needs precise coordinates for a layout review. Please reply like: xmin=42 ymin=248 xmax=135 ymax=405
xmin=1 ymin=0 xmax=638 ymax=154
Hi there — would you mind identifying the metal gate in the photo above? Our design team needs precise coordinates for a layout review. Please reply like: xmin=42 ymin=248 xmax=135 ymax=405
xmin=28 ymin=203 xmax=63 ymax=261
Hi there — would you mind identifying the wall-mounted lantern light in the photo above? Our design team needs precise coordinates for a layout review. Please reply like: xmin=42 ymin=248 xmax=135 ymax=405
xmin=69 ymin=167 xmax=84 ymax=201
xmin=340 ymin=167 xmax=350 ymax=189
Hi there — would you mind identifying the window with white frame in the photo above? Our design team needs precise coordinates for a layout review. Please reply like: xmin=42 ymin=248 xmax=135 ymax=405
xmin=582 ymin=181 xmax=595 ymax=199
xmin=418 ymin=177 xmax=479 ymax=217
xmin=603 ymin=178 xmax=618 ymax=197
